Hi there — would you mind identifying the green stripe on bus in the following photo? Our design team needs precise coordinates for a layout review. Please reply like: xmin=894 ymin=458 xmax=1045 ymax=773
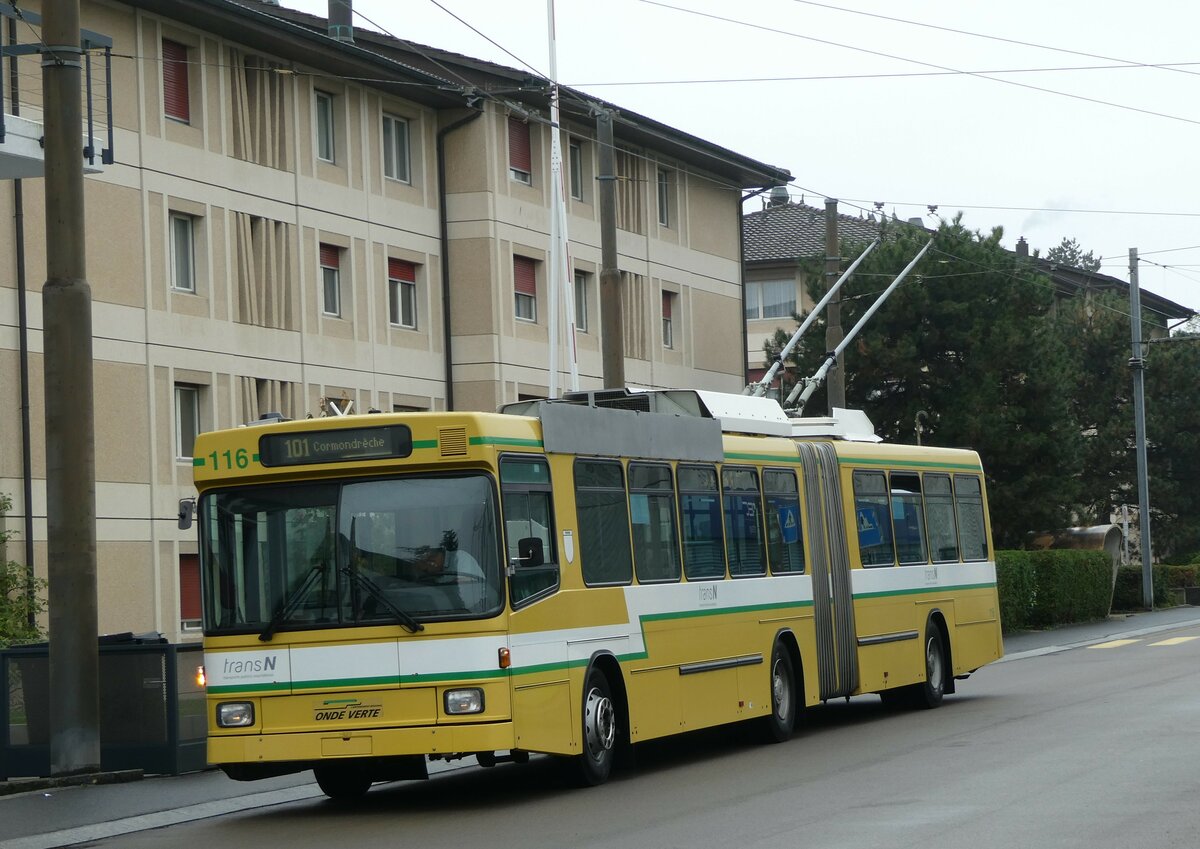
xmin=853 ymin=581 xmax=996 ymax=600
xmin=839 ymin=456 xmax=983 ymax=472
xmin=470 ymin=436 xmax=544 ymax=448
xmin=412 ymin=439 xmax=439 ymax=450
xmin=192 ymin=457 xmax=205 ymax=467
xmin=724 ymin=452 xmax=803 ymax=464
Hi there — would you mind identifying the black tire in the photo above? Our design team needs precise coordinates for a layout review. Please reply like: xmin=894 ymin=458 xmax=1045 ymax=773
xmin=572 ymin=666 xmax=618 ymax=786
xmin=314 ymin=764 xmax=373 ymax=801
xmin=913 ymin=623 xmax=947 ymax=709
xmin=760 ymin=641 xmax=796 ymax=743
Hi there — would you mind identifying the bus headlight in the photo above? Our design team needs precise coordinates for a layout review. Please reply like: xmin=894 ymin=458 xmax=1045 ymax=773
xmin=444 ymin=688 xmax=484 ymax=715
xmin=217 ymin=701 xmax=255 ymax=727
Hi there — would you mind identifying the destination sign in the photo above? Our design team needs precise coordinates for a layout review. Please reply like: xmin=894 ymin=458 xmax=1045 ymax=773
xmin=259 ymin=425 xmax=412 ymax=467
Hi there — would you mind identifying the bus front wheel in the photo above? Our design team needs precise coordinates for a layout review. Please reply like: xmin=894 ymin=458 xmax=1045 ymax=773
xmin=573 ymin=666 xmax=617 ymax=786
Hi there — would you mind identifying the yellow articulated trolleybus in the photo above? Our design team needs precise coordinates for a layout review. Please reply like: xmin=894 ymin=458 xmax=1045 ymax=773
xmin=187 ymin=388 xmax=1003 ymax=799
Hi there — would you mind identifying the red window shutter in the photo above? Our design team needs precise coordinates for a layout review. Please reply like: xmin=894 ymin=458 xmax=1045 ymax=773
xmin=508 ymin=116 xmax=532 ymax=174
xmin=162 ymin=39 xmax=190 ymax=122
xmin=388 ymin=258 xmax=416 ymax=282
xmin=514 ymin=256 xmax=536 ymax=295
xmin=319 ymin=243 xmax=340 ymax=269
xmin=662 ymin=291 xmax=673 ymax=319
xmin=179 ymin=554 xmax=201 ymax=621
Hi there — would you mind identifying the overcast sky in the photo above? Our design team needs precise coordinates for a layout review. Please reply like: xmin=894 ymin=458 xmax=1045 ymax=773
xmin=287 ymin=0 xmax=1200 ymax=319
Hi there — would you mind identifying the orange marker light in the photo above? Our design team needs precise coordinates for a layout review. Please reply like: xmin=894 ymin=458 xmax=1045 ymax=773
xmin=196 ymin=665 xmax=207 ymax=688
xmin=498 ymin=647 xmax=511 ymax=669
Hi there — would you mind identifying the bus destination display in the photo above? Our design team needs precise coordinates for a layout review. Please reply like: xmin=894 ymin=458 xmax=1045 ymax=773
xmin=259 ymin=425 xmax=412 ymax=467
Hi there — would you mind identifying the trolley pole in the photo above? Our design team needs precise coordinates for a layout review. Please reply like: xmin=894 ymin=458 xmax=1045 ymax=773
xmin=824 ymin=198 xmax=844 ymax=411
xmin=42 ymin=0 xmax=101 ymax=775
xmin=1128 ymin=248 xmax=1154 ymax=609
xmin=596 ymin=107 xmax=624 ymax=389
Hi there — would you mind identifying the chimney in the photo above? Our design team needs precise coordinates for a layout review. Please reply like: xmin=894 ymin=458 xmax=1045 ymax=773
xmin=328 ymin=0 xmax=354 ymax=43
xmin=1016 ymin=237 xmax=1029 ymax=258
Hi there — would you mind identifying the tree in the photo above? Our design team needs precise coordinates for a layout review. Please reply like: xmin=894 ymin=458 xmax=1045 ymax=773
xmin=764 ymin=215 xmax=1084 ymax=547
xmin=0 ymin=494 xmax=46 ymax=648
xmin=1046 ymin=237 xmax=1101 ymax=273
xmin=1144 ymin=334 xmax=1200 ymax=559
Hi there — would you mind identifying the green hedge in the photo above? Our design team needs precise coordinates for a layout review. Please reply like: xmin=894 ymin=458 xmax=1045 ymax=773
xmin=996 ymin=549 xmax=1113 ymax=632
xmin=1111 ymin=564 xmax=1199 ymax=610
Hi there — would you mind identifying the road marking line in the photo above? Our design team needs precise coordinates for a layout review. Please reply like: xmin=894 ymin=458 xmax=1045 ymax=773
xmin=1149 ymin=636 xmax=1200 ymax=646
xmin=1087 ymin=639 xmax=1140 ymax=649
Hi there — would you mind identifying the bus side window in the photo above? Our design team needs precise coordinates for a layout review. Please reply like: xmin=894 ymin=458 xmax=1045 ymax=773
xmin=890 ymin=471 xmax=928 ymax=565
xmin=764 ymin=469 xmax=805 ymax=574
xmin=924 ymin=473 xmax=960 ymax=563
xmin=575 ymin=459 xmax=634 ymax=586
xmin=853 ymin=470 xmax=895 ymax=567
xmin=722 ymin=466 xmax=767 ymax=577
xmin=678 ymin=465 xmax=726 ymax=580
xmin=629 ymin=462 xmax=681 ymax=584
xmin=500 ymin=456 xmax=559 ymax=606
xmin=954 ymin=474 xmax=989 ymax=561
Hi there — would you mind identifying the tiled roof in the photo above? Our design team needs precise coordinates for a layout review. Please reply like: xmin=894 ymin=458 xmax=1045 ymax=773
xmin=743 ymin=202 xmax=883 ymax=263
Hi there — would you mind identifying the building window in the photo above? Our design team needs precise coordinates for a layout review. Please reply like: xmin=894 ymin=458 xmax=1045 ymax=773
xmin=162 ymin=39 xmax=190 ymax=123
xmin=170 ymin=213 xmax=195 ymax=292
xmin=179 ymin=553 xmax=201 ymax=630
xmin=745 ymin=279 xmax=796 ymax=320
xmin=382 ymin=113 xmax=410 ymax=182
xmin=175 ymin=384 xmax=199 ymax=460
xmin=657 ymin=168 xmax=671 ymax=227
xmin=315 ymin=90 xmax=335 ymax=162
xmin=569 ymin=139 xmax=583 ymax=200
xmin=574 ymin=270 xmax=588 ymax=332
xmin=388 ymin=258 xmax=417 ymax=328
xmin=514 ymin=255 xmax=537 ymax=321
xmin=662 ymin=291 xmax=676 ymax=349
xmin=508 ymin=115 xmax=532 ymax=184
xmin=320 ymin=243 xmax=341 ymax=316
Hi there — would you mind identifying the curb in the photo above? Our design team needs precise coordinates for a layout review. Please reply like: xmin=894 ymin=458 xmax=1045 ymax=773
xmin=0 ymin=769 xmax=143 ymax=798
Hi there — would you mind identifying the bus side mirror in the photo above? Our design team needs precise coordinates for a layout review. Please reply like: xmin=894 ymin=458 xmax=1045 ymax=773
xmin=517 ymin=537 xmax=544 ymax=568
xmin=178 ymin=498 xmax=196 ymax=530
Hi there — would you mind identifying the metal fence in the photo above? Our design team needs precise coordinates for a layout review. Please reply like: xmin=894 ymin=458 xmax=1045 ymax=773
xmin=1 ymin=636 xmax=206 ymax=780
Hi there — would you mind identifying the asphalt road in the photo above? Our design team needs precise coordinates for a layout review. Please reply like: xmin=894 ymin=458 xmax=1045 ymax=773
xmin=7 ymin=612 xmax=1200 ymax=849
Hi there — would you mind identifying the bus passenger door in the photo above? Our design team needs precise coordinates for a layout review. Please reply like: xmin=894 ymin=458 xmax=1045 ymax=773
xmin=798 ymin=441 xmax=859 ymax=700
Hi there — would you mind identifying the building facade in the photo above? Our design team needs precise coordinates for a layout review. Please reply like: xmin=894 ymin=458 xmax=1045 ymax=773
xmin=0 ymin=0 xmax=790 ymax=639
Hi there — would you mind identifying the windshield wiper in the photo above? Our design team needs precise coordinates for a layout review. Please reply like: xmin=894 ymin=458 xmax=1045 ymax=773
xmin=340 ymin=564 xmax=424 ymax=633
xmin=259 ymin=563 xmax=326 ymax=642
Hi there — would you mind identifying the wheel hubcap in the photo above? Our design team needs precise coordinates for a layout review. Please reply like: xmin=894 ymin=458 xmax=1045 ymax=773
xmin=772 ymin=658 xmax=791 ymax=720
xmin=583 ymin=686 xmax=615 ymax=761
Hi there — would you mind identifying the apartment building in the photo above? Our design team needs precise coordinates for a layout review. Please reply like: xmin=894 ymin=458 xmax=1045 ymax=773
xmin=0 ymin=0 xmax=791 ymax=639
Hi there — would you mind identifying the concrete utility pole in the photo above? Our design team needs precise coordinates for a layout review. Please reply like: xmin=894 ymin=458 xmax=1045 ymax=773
xmin=824 ymin=198 xmax=844 ymax=412
xmin=596 ymin=108 xmax=624 ymax=389
xmin=1128 ymin=248 xmax=1154 ymax=609
xmin=42 ymin=0 xmax=100 ymax=775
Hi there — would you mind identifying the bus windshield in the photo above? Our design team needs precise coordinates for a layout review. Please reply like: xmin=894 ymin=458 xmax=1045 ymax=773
xmin=200 ymin=473 xmax=504 ymax=636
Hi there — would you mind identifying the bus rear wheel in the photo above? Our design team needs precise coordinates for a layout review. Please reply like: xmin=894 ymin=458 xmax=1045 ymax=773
xmin=314 ymin=764 xmax=373 ymax=801
xmin=572 ymin=667 xmax=618 ymax=786
xmin=913 ymin=623 xmax=946 ymax=709
xmin=760 ymin=640 xmax=796 ymax=743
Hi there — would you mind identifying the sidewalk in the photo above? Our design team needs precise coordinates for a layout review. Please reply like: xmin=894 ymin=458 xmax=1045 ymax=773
xmin=3 ymin=607 xmax=1199 ymax=849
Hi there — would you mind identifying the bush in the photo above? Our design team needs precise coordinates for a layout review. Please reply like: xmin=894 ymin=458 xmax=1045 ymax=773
xmin=1 ymin=493 xmax=47 ymax=648
xmin=996 ymin=550 xmax=1036 ymax=632
xmin=1111 ymin=563 xmax=1194 ymax=610
xmin=997 ymin=549 xmax=1112 ymax=632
